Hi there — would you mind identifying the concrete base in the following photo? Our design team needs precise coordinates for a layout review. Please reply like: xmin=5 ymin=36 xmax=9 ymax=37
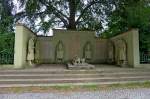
xmin=0 ymin=65 xmax=14 ymax=69
xmin=67 ymin=63 xmax=95 ymax=70
xmin=138 ymin=64 xmax=150 ymax=69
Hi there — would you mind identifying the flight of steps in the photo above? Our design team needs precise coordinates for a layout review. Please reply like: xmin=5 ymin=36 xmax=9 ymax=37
xmin=0 ymin=67 xmax=150 ymax=87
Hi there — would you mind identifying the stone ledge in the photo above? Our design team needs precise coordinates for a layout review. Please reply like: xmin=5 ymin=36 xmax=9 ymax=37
xmin=67 ymin=63 xmax=95 ymax=70
xmin=0 ymin=65 xmax=14 ymax=69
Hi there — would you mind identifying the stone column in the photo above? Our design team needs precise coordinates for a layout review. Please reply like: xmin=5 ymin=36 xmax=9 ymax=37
xmin=14 ymin=23 xmax=36 ymax=68
xmin=14 ymin=24 xmax=25 ymax=68
xmin=111 ymin=29 xmax=140 ymax=68
xmin=127 ymin=29 xmax=140 ymax=67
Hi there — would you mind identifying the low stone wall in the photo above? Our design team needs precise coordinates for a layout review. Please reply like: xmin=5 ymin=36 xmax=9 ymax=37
xmin=139 ymin=64 xmax=150 ymax=69
xmin=0 ymin=65 xmax=14 ymax=69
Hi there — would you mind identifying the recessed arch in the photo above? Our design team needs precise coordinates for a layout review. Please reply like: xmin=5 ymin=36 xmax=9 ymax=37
xmin=83 ymin=41 xmax=93 ymax=61
xmin=107 ymin=40 xmax=115 ymax=64
xmin=55 ymin=40 xmax=65 ymax=63
xmin=115 ymin=38 xmax=128 ymax=66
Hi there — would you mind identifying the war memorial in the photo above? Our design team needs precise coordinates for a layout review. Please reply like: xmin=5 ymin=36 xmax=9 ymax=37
xmin=0 ymin=22 xmax=149 ymax=87
xmin=14 ymin=23 xmax=140 ymax=69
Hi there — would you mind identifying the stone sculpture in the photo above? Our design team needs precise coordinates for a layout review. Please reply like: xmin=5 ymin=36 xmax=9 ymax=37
xmin=84 ymin=42 xmax=92 ymax=60
xmin=72 ymin=56 xmax=80 ymax=65
xmin=119 ymin=45 xmax=126 ymax=61
xmin=108 ymin=41 xmax=114 ymax=64
xmin=27 ymin=36 xmax=35 ymax=66
xmin=56 ymin=41 xmax=64 ymax=62
xmin=72 ymin=56 xmax=86 ymax=66
xmin=67 ymin=56 xmax=94 ymax=69
xmin=34 ymin=40 xmax=40 ymax=64
xmin=116 ymin=39 xmax=127 ymax=67
xmin=81 ymin=58 xmax=86 ymax=65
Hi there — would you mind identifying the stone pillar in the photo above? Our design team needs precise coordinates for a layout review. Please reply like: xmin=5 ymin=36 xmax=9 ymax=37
xmin=14 ymin=24 xmax=25 ymax=68
xmin=14 ymin=23 xmax=35 ymax=68
xmin=127 ymin=29 xmax=140 ymax=67
xmin=111 ymin=29 xmax=140 ymax=68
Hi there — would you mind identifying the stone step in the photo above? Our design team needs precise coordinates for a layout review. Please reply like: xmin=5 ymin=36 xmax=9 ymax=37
xmin=0 ymin=68 xmax=149 ymax=87
xmin=0 ymin=77 xmax=149 ymax=87
xmin=0 ymin=67 xmax=149 ymax=72
xmin=0 ymin=72 xmax=149 ymax=76
xmin=0 ymin=75 xmax=149 ymax=82
xmin=0 ymin=73 xmax=150 ymax=79
xmin=0 ymin=69 xmax=150 ymax=74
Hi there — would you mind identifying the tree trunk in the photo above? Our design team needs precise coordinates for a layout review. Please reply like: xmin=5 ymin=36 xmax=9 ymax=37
xmin=68 ymin=0 xmax=76 ymax=30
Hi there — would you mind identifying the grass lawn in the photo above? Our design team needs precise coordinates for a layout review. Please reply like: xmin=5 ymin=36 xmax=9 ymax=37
xmin=1 ymin=81 xmax=150 ymax=93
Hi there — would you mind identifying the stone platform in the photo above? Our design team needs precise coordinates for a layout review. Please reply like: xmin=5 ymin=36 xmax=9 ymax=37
xmin=67 ymin=63 xmax=95 ymax=70
xmin=0 ymin=64 xmax=150 ymax=87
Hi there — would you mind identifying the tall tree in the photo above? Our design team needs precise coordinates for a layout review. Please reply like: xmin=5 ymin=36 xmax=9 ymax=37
xmin=17 ymin=0 xmax=113 ymax=32
xmin=103 ymin=0 xmax=150 ymax=37
xmin=0 ymin=0 xmax=15 ymax=53
xmin=0 ymin=0 xmax=14 ymax=33
xmin=103 ymin=0 xmax=150 ymax=51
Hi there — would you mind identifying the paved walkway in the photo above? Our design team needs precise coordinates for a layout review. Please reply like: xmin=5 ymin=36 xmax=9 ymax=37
xmin=0 ymin=88 xmax=150 ymax=99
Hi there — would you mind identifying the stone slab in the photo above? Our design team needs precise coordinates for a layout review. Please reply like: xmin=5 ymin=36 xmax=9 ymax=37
xmin=67 ymin=63 xmax=95 ymax=70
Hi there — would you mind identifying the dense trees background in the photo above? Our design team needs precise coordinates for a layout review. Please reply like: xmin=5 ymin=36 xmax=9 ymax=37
xmin=0 ymin=0 xmax=150 ymax=54
xmin=103 ymin=0 xmax=150 ymax=52
xmin=0 ymin=0 xmax=14 ymax=53
xmin=16 ymin=0 xmax=114 ymax=32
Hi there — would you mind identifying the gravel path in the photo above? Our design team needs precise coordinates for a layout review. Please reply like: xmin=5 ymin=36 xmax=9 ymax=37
xmin=0 ymin=88 xmax=150 ymax=99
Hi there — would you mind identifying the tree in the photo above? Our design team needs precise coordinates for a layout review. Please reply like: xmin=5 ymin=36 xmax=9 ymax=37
xmin=0 ymin=0 xmax=15 ymax=54
xmin=0 ymin=0 xmax=14 ymax=33
xmin=0 ymin=33 xmax=14 ymax=53
xmin=103 ymin=0 xmax=150 ymax=51
xmin=104 ymin=0 xmax=150 ymax=36
xmin=17 ymin=0 xmax=114 ymax=32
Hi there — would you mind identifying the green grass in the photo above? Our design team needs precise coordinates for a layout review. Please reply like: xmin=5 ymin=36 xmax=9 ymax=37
xmin=106 ymin=81 xmax=150 ymax=89
xmin=81 ymin=84 xmax=98 ymax=90
xmin=1 ymin=81 xmax=150 ymax=93
xmin=53 ymin=85 xmax=75 ymax=90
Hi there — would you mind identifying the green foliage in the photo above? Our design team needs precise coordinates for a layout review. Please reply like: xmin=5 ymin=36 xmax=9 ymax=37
xmin=139 ymin=27 xmax=150 ymax=51
xmin=103 ymin=0 xmax=150 ymax=51
xmin=17 ymin=0 xmax=114 ymax=31
xmin=105 ymin=0 xmax=150 ymax=34
xmin=0 ymin=16 xmax=14 ymax=33
xmin=26 ymin=0 xmax=38 ymax=14
xmin=0 ymin=33 xmax=15 ymax=53
xmin=0 ymin=0 xmax=15 ymax=55
xmin=0 ymin=33 xmax=14 ymax=64
xmin=0 ymin=0 xmax=14 ymax=33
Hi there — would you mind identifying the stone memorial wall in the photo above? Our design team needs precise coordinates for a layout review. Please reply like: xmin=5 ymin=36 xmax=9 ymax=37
xmin=14 ymin=24 xmax=140 ymax=68
xmin=37 ymin=30 xmax=108 ymax=64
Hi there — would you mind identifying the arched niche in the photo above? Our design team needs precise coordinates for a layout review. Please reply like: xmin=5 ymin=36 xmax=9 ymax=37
xmin=83 ymin=41 xmax=93 ymax=61
xmin=55 ymin=40 xmax=65 ymax=63
xmin=34 ymin=39 xmax=40 ymax=64
xmin=115 ymin=39 xmax=128 ymax=67
xmin=27 ymin=36 xmax=36 ymax=66
xmin=107 ymin=40 xmax=115 ymax=64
